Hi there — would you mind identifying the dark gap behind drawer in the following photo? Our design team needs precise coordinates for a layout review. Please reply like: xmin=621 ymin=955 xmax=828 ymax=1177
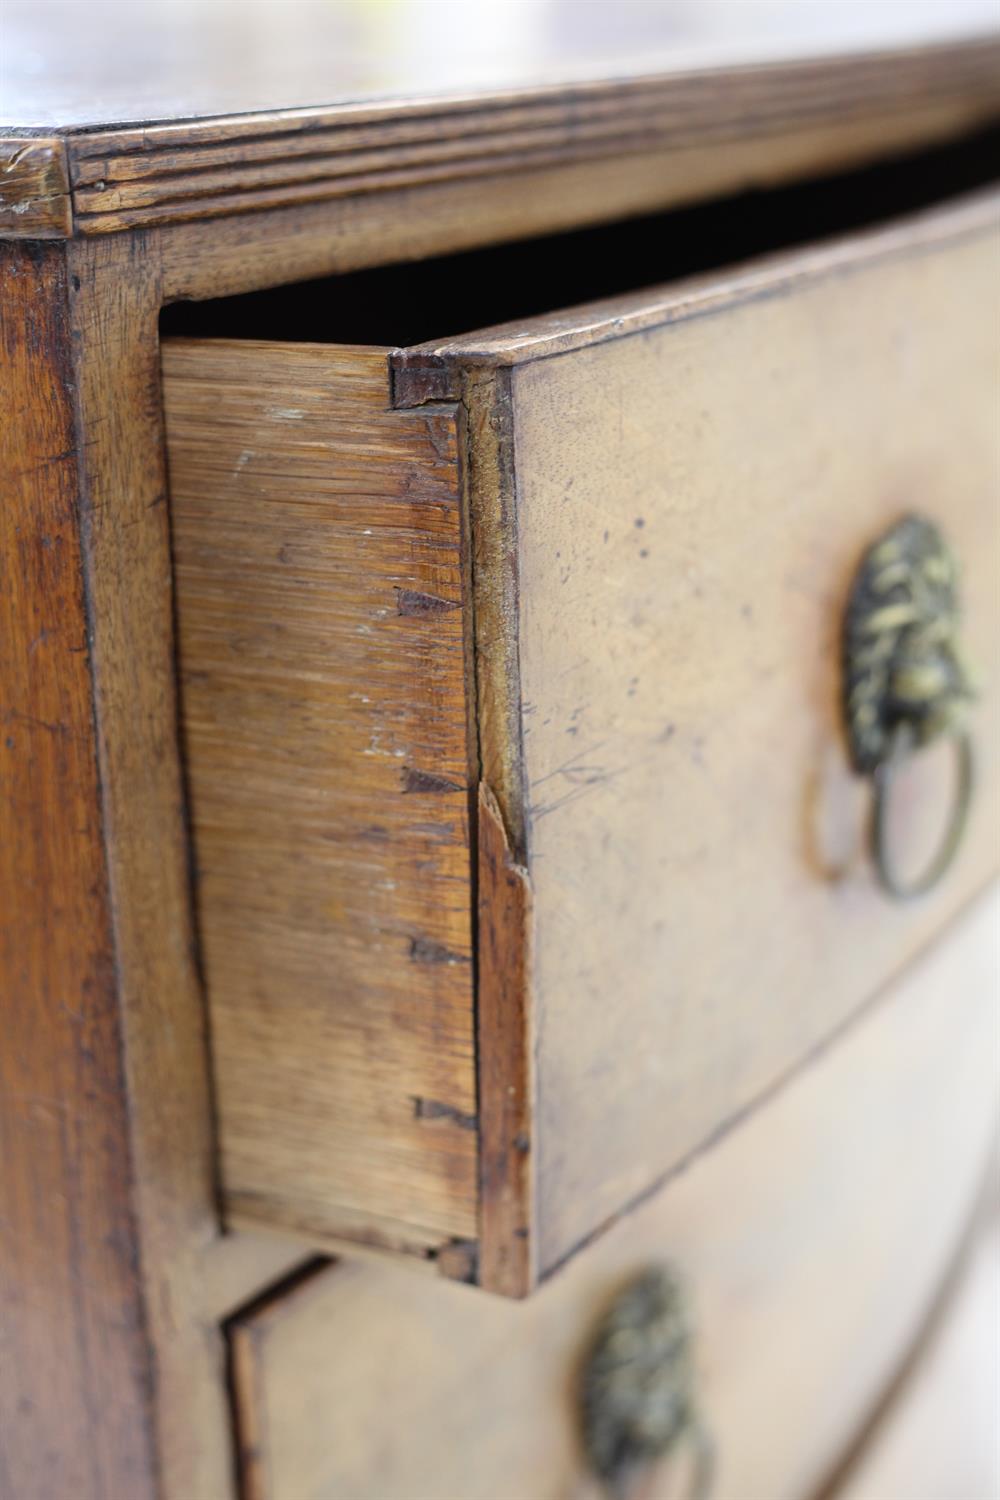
xmin=160 ymin=126 xmax=1000 ymax=346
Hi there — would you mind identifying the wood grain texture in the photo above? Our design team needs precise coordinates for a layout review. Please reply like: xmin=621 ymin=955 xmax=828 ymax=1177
xmin=0 ymin=243 xmax=156 ymax=1498
xmin=477 ymin=785 xmax=535 ymax=1296
xmin=0 ymin=136 xmax=71 ymax=237
xmin=399 ymin=191 xmax=1000 ymax=1277
xmin=145 ymin=120 xmax=1000 ymax=311
xmin=227 ymin=884 xmax=1000 ymax=1500
xmin=63 ymin=235 xmax=238 ymax=1499
xmin=163 ymin=340 xmax=478 ymax=1255
xmin=61 ymin=41 xmax=1000 ymax=235
xmin=2 ymin=220 xmax=295 ymax=1500
xmin=1 ymin=28 xmax=998 ymax=240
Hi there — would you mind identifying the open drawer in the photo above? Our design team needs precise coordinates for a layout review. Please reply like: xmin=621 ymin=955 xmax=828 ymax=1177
xmin=162 ymin=189 xmax=1000 ymax=1293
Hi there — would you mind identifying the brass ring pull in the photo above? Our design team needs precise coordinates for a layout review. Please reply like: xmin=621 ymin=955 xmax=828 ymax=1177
xmin=843 ymin=513 xmax=976 ymax=901
xmin=872 ymin=727 xmax=974 ymax=901
xmin=579 ymin=1266 xmax=714 ymax=1499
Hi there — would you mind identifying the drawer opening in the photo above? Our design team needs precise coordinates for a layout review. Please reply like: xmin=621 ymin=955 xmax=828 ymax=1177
xmin=161 ymin=124 xmax=999 ymax=348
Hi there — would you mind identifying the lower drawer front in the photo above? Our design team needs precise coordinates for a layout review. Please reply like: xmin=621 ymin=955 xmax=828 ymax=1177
xmin=229 ymin=886 xmax=998 ymax=1500
xmin=833 ymin=1207 xmax=999 ymax=1500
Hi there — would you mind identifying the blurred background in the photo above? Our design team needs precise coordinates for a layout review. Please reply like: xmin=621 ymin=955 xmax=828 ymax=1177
xmin=5 ymin=0 xmax=1000 ymax=123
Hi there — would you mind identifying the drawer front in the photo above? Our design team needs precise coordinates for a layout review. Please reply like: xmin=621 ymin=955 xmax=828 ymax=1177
xmin=165 ymin=192 xmax=999 ymax=1290
xmin=229 ymin=887 xmax=999 ymax=1500
xmin=398 ymin=191 xmax=1000 ymax=1284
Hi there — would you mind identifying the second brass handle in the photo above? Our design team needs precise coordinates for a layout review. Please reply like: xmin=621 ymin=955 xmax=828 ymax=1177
xmin=579 ymin=1266 xmax=713 ymax=1499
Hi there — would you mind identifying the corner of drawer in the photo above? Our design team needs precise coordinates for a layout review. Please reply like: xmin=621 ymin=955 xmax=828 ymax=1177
xmin=391 ymin=350 xmax=462 ymax=407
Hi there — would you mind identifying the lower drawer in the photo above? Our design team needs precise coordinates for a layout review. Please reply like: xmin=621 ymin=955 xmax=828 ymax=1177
xmin=833 ymin=1204 xmax=998 ymax=1500
xmin=229 ymin=885 xmax=998 ymax=1500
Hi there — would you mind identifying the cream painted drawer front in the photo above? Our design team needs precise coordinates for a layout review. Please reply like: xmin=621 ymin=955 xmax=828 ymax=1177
xmin=228 ymin=888 xmax=1000 ymax=1500
xmin=164 ymin=190 xmax=1000 ymax=1293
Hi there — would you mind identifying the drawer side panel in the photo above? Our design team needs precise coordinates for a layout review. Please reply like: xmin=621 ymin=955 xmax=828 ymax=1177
xmin=163 ymin=340 xmax=477 ymax=1252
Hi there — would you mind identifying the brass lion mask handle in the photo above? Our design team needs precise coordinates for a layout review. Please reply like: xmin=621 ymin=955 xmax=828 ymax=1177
xmin=843 ymin=513 xmax=975 ymax=900
xmin=579 ymin=1266 xmax=714 ymax=1499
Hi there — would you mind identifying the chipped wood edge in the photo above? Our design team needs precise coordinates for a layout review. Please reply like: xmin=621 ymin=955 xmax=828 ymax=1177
xmin=0 ymin=137 xmax=72 ymax=237
xmin=459 ymin=366 xmax=529 ymax=857
xmin=227 ymin=1317 xmax=273 ymax=1500
xmin=393 ymin=362 xmax=537 ymax=1292
xmin=397 ymin=359 xmax=539 ymax=1295
xmin=476 ymin=784 xmax=536 ymax=1297
xmin=396 ymin=362 xmax=531 ymax=855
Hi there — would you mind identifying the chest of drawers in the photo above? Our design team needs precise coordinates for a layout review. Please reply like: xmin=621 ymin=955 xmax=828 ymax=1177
xmin=2 ymin=6 xmax=998 ymax=1497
